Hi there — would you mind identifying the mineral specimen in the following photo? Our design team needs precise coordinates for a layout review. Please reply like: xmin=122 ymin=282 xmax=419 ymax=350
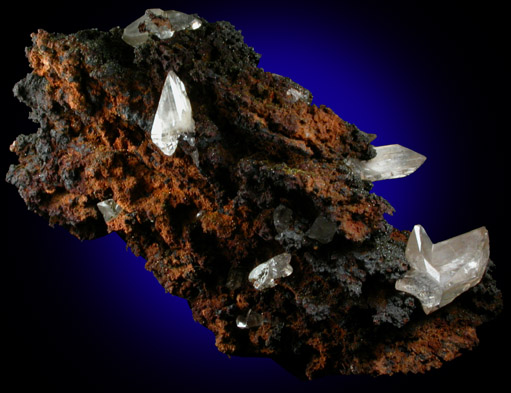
xmin=396 ymin=225 xmax=490 ymax=314
xmin=6 ymin=9 xmax=502 ymax=379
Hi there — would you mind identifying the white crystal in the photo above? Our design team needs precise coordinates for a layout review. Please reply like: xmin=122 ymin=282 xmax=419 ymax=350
xmin=122 ymin=9 xmax=202 ymax=47
xmin=97 ymin=199 xmax=123 ymax=222
xmin=248 ymin=253 xmax=293 ymax=291
xmin=395 ymin=225 xmax=490 ymax=314
xmin=286 ymin=88 xmax=308 ymax=103
xmin=151 ymin=70 xmax=195 ymax=156
xmin=306 ymin=216 xmax=337 ymax=244
xmin=236 ymin=309 xmax=264 ymax=329
xmin=347 ymin=144 xmax=426 ymax=181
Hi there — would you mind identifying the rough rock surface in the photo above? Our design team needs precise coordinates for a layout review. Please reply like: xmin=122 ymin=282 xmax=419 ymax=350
xmin=6 ymin=17 xmax=502 ymax=379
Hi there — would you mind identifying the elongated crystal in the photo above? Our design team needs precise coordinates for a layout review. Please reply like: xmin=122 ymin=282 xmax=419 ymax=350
xmin=122 ymin=9 xmax=202 ymax=47
xmin=248 ymin=253 xmax=293 ymax=290
xmin=151 ymin=70 xmax=195 ymax=156
xmin=347 ymin=144 xmax=426 ymax=181
xmin=97 ymin=199 xmax=123 ymax=222
xmin=395 ymin=225 xmax=490 ymax=314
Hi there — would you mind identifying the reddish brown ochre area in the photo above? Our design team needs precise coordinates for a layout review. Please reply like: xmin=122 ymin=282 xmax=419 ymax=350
xmin=7 ymin=20 xmax=502 ymax=379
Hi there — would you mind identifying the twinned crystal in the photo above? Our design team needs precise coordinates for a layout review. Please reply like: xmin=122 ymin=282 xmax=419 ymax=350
xmin=97 ymin=199 xmax=123 ymax=222
xmin=122 ymin=9 xmax=202 ymax=47
xmin=150 ymin=70 xmax=195 ymax=156
xmin=347 ymin=144 xmax=426 ymax=181
xmin=395 ymin=225 xmax=490 ymax=314
xmin=248 ymin=253 xmax=293 ymax=290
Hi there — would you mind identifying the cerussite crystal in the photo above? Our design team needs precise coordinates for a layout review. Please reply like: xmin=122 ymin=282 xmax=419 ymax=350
xmin=395 ymin=225 xmax=490 ymax=314
xmin=6 ymin=9 xmax=502 ymax=380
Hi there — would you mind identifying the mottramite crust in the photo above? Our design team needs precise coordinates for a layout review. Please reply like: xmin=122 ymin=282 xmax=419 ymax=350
xmin=6 ymin=10 xmax=502 ymax=379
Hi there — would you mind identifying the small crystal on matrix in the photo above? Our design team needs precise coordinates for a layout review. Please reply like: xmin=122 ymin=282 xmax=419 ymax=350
xmin=236 ymin=309 xmax=264 ymax=329
xmin=395 ymin=225 xmax=490 ymax=314
xmin=122 ymin=9 xmax=202 ymax=47
xmin=97 ymin=199 xmax=123 ymax=222
xmin=273 ymin=204 xmax=294 ymax=233
xmin=151 ymin=70 xmax=195 ymax=156
xmin=249 ymin=253 xmax=293 ymax=290
xmin=347 ymin=144 xmax=426 ymax=181
xmin=306 ymin=216 xmax=337 ymax=244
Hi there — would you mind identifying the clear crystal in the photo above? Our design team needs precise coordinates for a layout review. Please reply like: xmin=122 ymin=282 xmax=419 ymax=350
xmin=395 ymin=225 xmax=490 ymax=314
xmin=286 ymin=88 xmax=307 ymax=103
xmin=97 ymin=199 xmax=123 ymax=222
xmin=273 ymin=204 xmax=294 ymax=233
xmin=346 ymin=144 xmax=426 ymax=181
xmin=248 ymin=253 xmax=293 ymax=290
xmin=236 ymin=309 xmax=264 ymax=329
xmin=122 ymin=9 xmax=202 ymax=47
xmin=151 ymin=70 xmax=195 ymax=156
xmin=306 ymin=216 xmax=337 ymax=244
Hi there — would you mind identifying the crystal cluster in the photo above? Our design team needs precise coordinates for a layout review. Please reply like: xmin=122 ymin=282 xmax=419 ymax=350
xmin=150 ymin=70 xmax=195 ymax=156
xmin=347 ymin=144 xmax=426 ymax=181
xmin=248 ymin=253 xmax=293 ymax=290
xmin=7 ymin=9 xmax=502 ymax=379
xmin=396 ymin=225 xmax=490 ymax=314
xmin=122 ymin=9 xmax=202 ymax=47
xmin=96 ymin=199 xmax=123 ymax=222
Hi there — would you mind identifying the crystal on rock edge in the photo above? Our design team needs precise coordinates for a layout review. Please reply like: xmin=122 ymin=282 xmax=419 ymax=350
xmin=97 ymin=199 xmax=123 ymax=222
xmin=122 ymin=9 xmax=202 ymax=47
xmin=395 ymin=225 xmax=490 ymax=314
xmin=151 ymin=70 xmax=195 ymax=156
xmin=306 ymin=216 xmax=337 ymax=244
xmin=248 ymin=253 xmax=293 ymax=291
xmin=236 ymin=309 xmax=264 ymax=329
xmin=347 ymin=144 xmax=426 ymax=181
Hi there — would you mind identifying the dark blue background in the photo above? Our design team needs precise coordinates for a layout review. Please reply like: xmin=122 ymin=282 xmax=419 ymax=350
xmin=4 ymin=1 xmax=507 ymax=392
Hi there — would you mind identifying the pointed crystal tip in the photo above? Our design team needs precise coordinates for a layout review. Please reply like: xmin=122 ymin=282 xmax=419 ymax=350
xmin=347 ymin=144 xmax=426 ymax=181
xmin=150 ymin=70 xmax=195 ymax=156
xmin=395 ymin=225 xmax=490 ymax=314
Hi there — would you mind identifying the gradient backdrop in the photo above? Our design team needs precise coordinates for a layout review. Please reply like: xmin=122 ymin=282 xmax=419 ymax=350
xmin=4 ymin=1 xmax=507 ymax=392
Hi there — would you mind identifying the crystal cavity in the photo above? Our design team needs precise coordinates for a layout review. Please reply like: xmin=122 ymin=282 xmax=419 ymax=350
xmin=249 ymin=253 xmax=293 ymax=290
xmin=122 ymin=9 xmax=202 ymax=47
xmin=97 ymin=199 xmax=123 ymax=222
xmin=347 ymin=144 xmax=426 ymax=181
xmin=151 ymin=70 xmax=195 ymax=156
xmin=395 ymin=225 xmax=490 ymax=314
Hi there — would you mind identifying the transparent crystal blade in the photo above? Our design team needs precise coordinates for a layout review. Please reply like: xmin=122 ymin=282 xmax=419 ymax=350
xmin=150 ymin=70 xmax=195 ymax=156
xmin=97 ymin=199 xmax=123 ymax=222
xmin=122 ymin=9 xmax=202 ymax=47
xmin=248 ymin=253 xmax=293 ymax=290
xmin=396 ymin=225 xmax=490 ymax=314
xmin=347 ymin=144 xmax=426 ymax=181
